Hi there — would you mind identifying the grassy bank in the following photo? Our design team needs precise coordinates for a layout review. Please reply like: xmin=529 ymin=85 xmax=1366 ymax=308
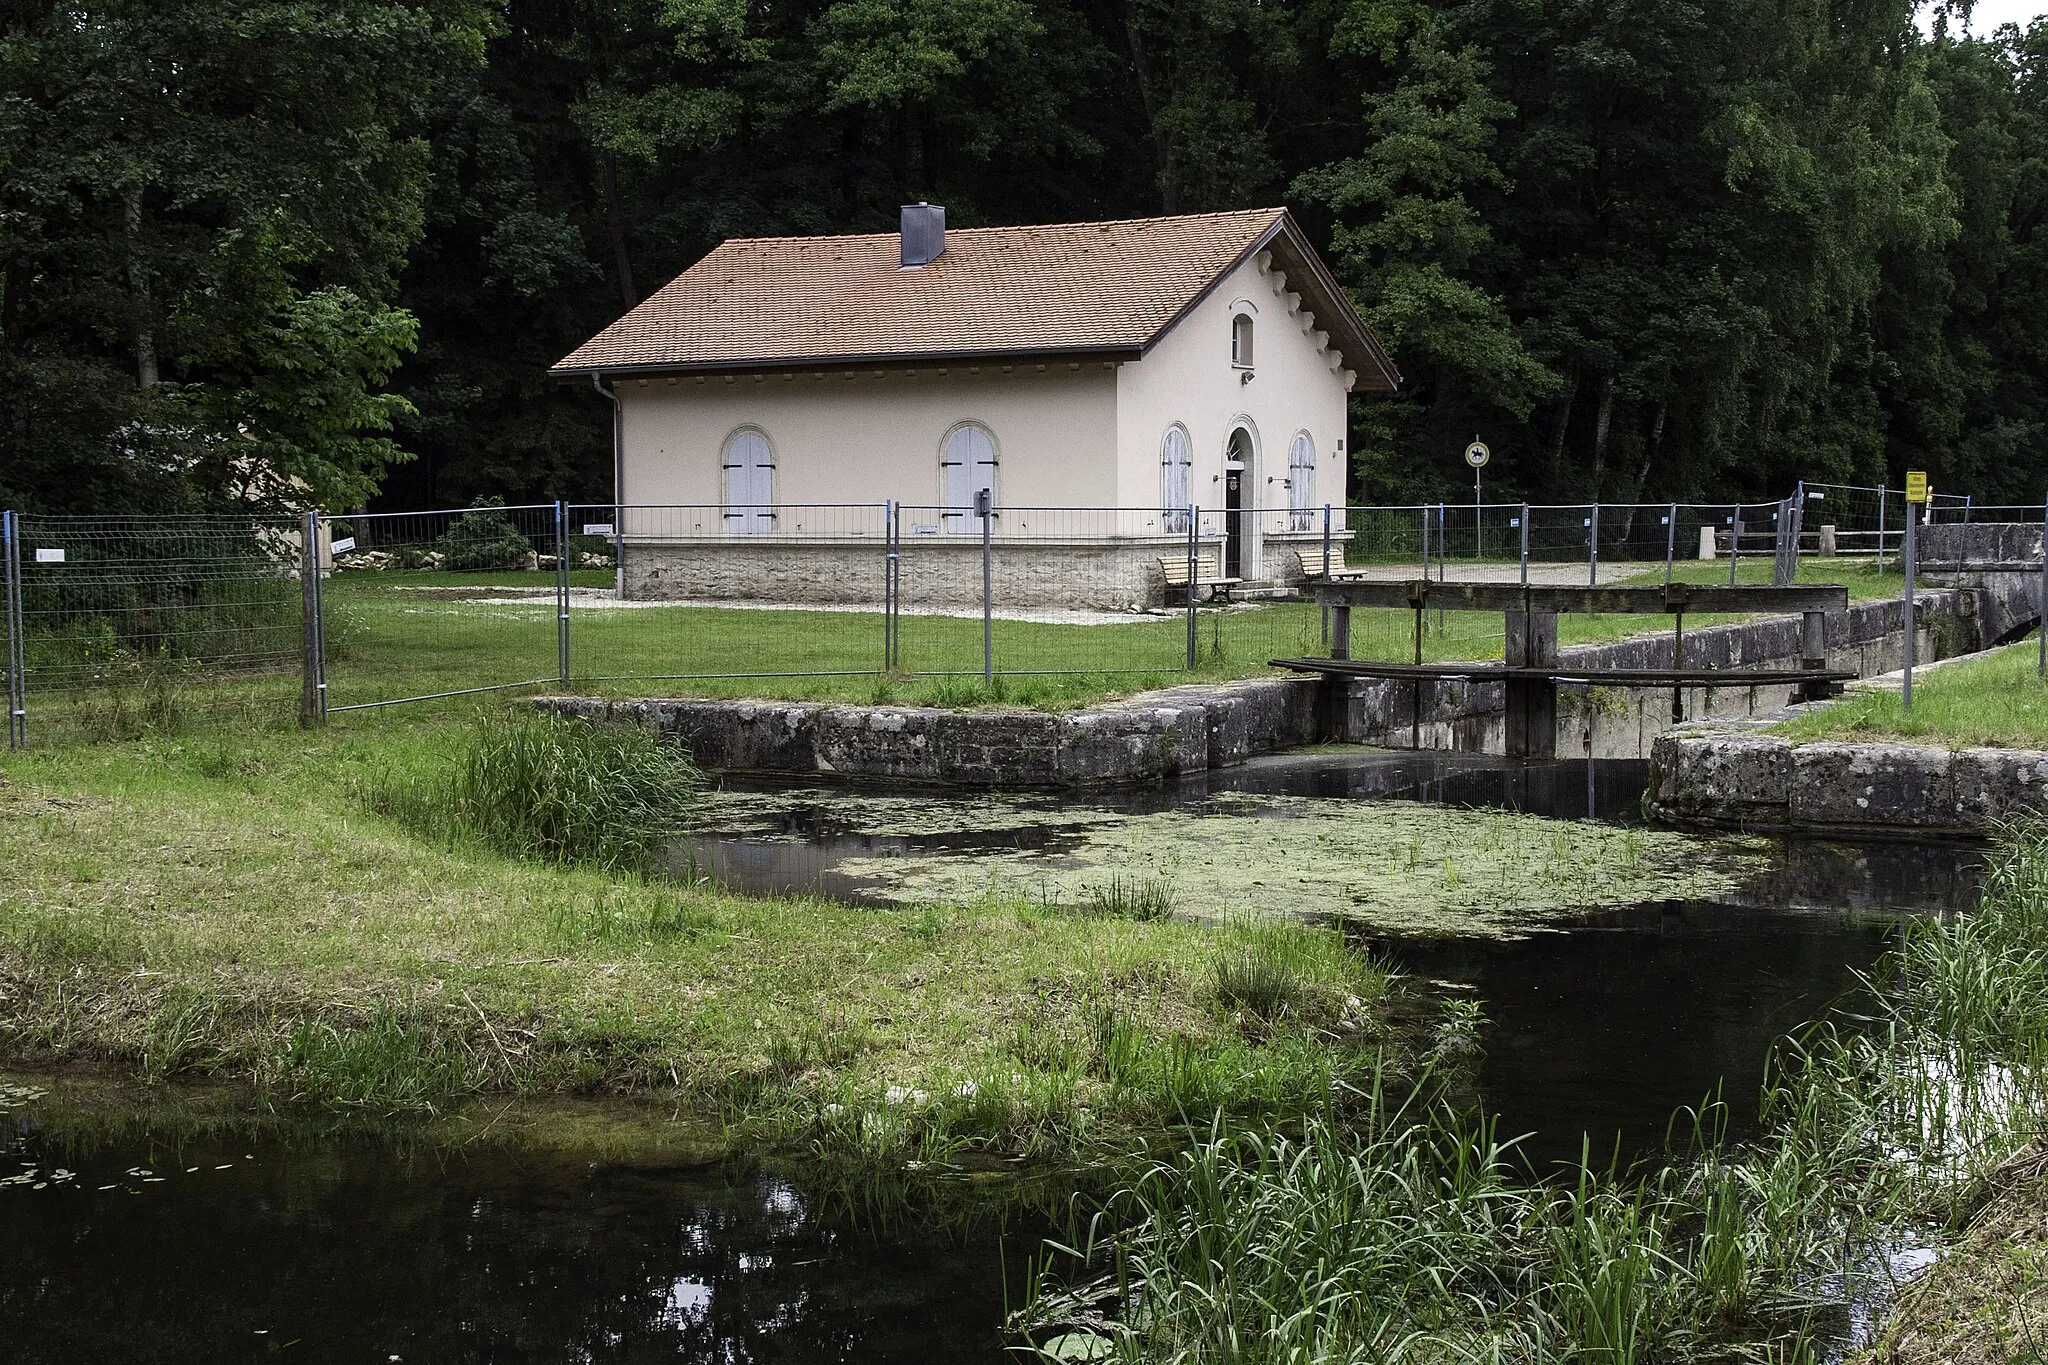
xmin=1013 ymin=820 xmax=2048 ymax=1361
xmin=0 ymin=706 xmax=1395 ymax=1163
xmin=1774 ymin=639 xmax=2048 ymax=749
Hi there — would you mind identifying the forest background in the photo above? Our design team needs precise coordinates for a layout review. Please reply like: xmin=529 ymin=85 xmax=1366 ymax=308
xmin=3 ymin=0 xmax=2046 ymax=517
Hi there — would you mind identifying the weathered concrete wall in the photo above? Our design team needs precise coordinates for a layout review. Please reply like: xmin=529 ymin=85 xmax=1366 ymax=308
xmin=1647 ymin=730 xmax=2048 ymax=838
xmin=537 ymin=676 xmax=1320 ymax=787
xmin=1919 ymin=521 xmax=2045 ymax=645
xmin=1332 ymin=589 xmax=1989 ymax=759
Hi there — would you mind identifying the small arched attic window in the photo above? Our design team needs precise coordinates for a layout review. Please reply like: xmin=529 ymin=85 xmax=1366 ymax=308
xmin=1231 ymin=313 xmax=1255 ymax=368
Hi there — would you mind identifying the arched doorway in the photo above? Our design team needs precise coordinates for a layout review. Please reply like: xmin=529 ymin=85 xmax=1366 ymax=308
xmin=1224 ymin=427 xmax=1253 ymax=580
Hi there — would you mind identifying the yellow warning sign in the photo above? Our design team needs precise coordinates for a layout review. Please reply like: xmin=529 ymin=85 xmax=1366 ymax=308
xmin=1905 ymin=470 xmax=1928 ymax=504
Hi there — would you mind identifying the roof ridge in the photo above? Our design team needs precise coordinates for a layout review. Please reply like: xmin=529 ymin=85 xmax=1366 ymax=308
xmin=713 ymin=207 xmax=1287 ymax=250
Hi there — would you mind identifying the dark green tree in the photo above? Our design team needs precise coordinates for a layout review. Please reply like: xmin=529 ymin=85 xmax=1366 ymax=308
xmin=0 ymin=0 xmax=489 ymax=514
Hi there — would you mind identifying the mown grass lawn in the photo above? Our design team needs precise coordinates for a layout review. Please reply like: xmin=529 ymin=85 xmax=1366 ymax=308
xmin=299 ymin=556 xmax=1899 ymax=714
xmin=1774 ymin=639 xmax=2048 ymax=749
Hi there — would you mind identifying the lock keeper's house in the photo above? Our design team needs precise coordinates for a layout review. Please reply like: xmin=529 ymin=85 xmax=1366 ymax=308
xmin=550 ymin=205 xmax=1399 ymax=608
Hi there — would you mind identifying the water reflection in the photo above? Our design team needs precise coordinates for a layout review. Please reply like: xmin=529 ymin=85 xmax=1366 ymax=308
xmin=0 ymin=1118 xmax=1016 ymax=1364
xmin=1381 ymin=900 xmax=1908 ymax=1167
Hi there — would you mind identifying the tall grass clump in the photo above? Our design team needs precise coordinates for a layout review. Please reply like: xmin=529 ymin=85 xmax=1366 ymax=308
xmin=277 ymin=1005 xmax=481 ymax=1113
xmin=364 ymin=709 xmax=701 ymax=871
xmin=1081 ymin=875 xmax=1177 ymax=921
xmin=1016 ymin=821 xmax=2048 ymax=1362
xmin=1211 ymin=918 xmax=1376 ymax=1028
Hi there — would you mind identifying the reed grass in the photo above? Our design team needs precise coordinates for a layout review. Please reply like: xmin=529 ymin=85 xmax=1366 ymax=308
xmin=362 ymin=709 xmax=701 ymax=871
xmin=1014 ymin=821 xmax=2048 ymax=1362
xmin=1081 ymin=875 xmax=1178 ymax=921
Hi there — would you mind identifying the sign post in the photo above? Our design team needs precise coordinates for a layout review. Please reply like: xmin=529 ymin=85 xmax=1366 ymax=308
xmin=1904 ymin=470 xmax=1927 ymax=711
xmin=1465 ymin=438 xmax=1489 ymax=559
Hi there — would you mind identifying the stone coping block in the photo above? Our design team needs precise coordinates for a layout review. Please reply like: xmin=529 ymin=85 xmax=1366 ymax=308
xmin=1648 ymin=731 xmax=1793 ymax=821
xmin=532 ymin=675 xmax=1320 ymax=788
xmin=1790 ymin=742 xmax=1953 ymax=828
xmin=1648 ymin=726 xmax=2048 ymax=837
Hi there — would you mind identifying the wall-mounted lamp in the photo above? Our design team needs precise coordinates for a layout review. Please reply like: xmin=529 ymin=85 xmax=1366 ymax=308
xmin=1239 ymin=371 xmax=1254 ymax=385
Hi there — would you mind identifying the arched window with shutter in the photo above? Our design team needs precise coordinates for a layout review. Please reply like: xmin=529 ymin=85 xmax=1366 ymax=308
xmin=1160 ymin=424 xmax=1192 ymax=533
xmin=940 ymin=423 xmax=998 ymax=533
xmin=721 ymin=427 xmax=775 ymax=534
xmin=1231 ymin=313 xmax=1255 ymax=368
xmin=1287 ymin=432 xmax=1316 ymax=531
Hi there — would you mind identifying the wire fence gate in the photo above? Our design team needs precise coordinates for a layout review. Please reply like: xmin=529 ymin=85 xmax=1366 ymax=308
xmin=0 ymin=484 xmax=2011 ymax=745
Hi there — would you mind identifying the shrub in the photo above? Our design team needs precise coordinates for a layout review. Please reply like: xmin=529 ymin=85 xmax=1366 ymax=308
xmin=435 ymin=498 xmax=534 ymax=571
xmin=364 ymin=709 xmax=702 ymax=871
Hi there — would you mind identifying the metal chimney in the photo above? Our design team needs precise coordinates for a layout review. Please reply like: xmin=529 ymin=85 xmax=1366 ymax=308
xmin=900 ymin=202 xmax=945 ymax=268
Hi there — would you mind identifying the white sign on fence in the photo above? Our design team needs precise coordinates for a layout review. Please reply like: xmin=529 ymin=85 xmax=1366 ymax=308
xmin=330 ymin=536 xmax=357 ymax=554
xmin=34 ymin=548 xmax=64 ymax=564
xmin=582 ymin=523 xmax=614 ymax=536
xmin=913 ymin=523 xmax=941 ymax=535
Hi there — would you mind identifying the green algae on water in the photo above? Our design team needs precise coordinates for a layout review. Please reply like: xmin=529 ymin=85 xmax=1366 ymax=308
xmin=694 ymin=789 xmax=1768 ymax=939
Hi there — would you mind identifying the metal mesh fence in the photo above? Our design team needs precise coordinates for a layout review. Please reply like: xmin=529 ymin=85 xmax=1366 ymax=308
xmin=3 ymin=483 xmax=2025 ymax=742
xmin=573 ymin=503 xmax=889 ymax=687
xmin=8 ymin=512 xmax=304 ymax=738
xmin=893 ymin=505 xmax=1187 ymax=679
xmin=316 ymin=503 xmax=568 ymax=713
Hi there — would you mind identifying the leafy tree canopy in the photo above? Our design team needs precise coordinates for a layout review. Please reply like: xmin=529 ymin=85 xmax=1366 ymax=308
xmin=6 ymin=0 xmax=2048 ymax=512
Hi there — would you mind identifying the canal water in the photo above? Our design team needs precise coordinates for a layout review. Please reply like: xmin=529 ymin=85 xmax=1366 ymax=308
xmin=0 ymin=1091 xmax=1023 ymax=1363
xmin=1 ymin=751 xmax=1985 ymax=1360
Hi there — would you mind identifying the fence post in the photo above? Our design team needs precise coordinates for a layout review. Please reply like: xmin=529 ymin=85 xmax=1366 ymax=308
xmin=1519 ymin=503 xmax=1529 ymax=586
xmin=1186 ymin=506 xmax=1199 ymax=670
xmin=300 ymin=510 xmax=324 ymax=727
xmin=1876 ymin=487 xmax=1888 ymax=574
xmin=1320 ymin=504 xmax=1332 ymax=649
xmin=1904 ymin=502 xmax=1917 ymax=712
xmin=1588 ymin=503 xmax=1600 ymax=587
xmin=1665 ymin=503 xmax=1677 ymax=585
xmin=883 ymin=501 xmax=897 ymax=672
xmin=1728 ymin=506 xmax=1742 ymax=587
xmin=1419 ymin=504 xmax=1429 ymax=581
xmin=980 ymin=492 xmax=993 ymax=686
xmin=4 ymin=510 xmax=23 ymax=749
xmin=555 ymin=500 xmax=570 ymax=686
xmin=2038 ymin=494 xmax=2047 ymax=680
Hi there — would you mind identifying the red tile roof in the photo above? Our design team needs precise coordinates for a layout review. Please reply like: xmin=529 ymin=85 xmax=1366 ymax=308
xmin=551 ymin=208 xmax=1398 ymax=390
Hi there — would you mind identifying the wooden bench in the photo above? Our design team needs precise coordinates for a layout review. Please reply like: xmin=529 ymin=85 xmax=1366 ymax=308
xmin=1297 ymin=543 xmax=1373 ymax=580
xmin=1159 ymin=550 xmax=1241 ymax=603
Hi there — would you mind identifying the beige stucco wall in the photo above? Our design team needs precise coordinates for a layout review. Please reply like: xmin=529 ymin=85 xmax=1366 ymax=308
xmin=615 ymin=364 xmax=1118 ymax=515
xmin=1113 ymin=253 xmax=1352 ymax=577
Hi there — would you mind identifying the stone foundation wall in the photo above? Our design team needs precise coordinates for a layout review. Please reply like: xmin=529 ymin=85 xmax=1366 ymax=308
xmin=537 ymin=676 xmax=1320 ymax=787
xmin=618 ymin=531 xmax=1346 ymax=609
xmin=623 ymin=539 xmax=1193 ymax=610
